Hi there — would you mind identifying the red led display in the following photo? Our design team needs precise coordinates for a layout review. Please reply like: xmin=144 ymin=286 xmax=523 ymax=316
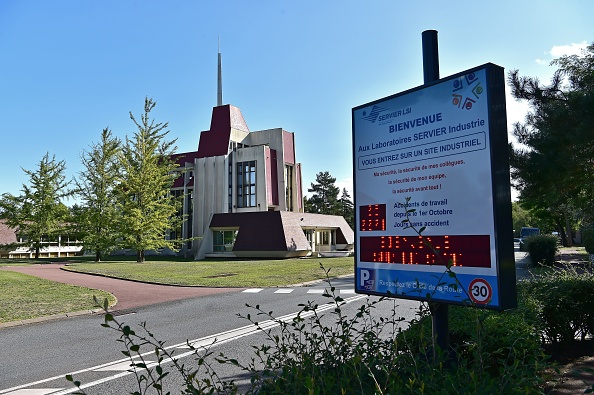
xmin=359 ymin=235 xmax=491 ymax=268
xmin=359 ymin=204 xmax=386 ymax=231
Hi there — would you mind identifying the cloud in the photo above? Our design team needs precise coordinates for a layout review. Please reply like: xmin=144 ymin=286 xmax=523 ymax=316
xmin=537 ymin=41 xmax=588 ymax=65
xmin=335 ymin=177 xmax=353 ymax=198
xmin=548 ymin=41 xmax=588 ymax=58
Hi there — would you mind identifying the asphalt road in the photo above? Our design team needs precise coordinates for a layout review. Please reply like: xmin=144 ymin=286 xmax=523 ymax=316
xmin=0 ymin=276 xmax=421 ymax=394
xmin=1 ymin=248 xmax=529 ymax=394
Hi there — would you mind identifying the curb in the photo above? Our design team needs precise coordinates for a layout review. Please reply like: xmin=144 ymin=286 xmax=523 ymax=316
xmin=0 ymin=308 xmax=105 ymax=329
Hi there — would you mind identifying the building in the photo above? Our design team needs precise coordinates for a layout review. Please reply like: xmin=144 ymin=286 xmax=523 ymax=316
xmin=169 ymin=47 xmax=353 ymax=260
xmin=170 ymin=104 xmax=354 ymax=260
xmin=0 ymin=220 xmax=83 ymax=259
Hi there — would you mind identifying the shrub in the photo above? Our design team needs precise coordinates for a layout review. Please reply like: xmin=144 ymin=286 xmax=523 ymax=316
xmin=582 ymin=226 xmax=594 ymax=254
xmin=518 ymin=266 xmax=594 ymax=348
xmin=399 ymin=303 xmax=544 ymax=379
xmin=524 ymin=234 xmax=558 ymax=266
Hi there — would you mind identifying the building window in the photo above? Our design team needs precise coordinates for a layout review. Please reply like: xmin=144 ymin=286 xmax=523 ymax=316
xmin=237 ymin=160 xmax=256 ymax=208
xmin=168 ymin=189 xmax=185 ymax=248
xmin=285 ymin=165 xmax=294 ymax=211
xmin=213 ymin=230 xmax=238 ymax=252
xmin=228 ymin=156 xmax=233 ymax=212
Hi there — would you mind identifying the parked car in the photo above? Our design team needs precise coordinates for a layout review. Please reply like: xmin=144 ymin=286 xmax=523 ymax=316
xmin=519 ymin=227 xmax=540 ymax=250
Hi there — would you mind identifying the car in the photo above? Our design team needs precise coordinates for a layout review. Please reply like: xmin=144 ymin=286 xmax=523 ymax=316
xmin=519 ymin=227 xmax=540 ymax=251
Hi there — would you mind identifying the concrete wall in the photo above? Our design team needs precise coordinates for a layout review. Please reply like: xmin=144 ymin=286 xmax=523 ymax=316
xmin=192 ymin=155 xmax=226 ymax=257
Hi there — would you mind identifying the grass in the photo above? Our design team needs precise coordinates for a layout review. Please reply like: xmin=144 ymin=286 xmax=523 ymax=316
xmin=0 ymin=255 xmax=353 ymax=324
xmin=63 ymin=256 xmax=355 ymax=287
xmin=0 ymin=270 xmax=116 ymax=323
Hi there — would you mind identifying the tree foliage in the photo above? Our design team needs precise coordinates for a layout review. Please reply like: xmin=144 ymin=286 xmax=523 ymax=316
xmin=508 ymin=43 xmax=594 ymax=244
xmin=305 ymin=171 xmax=341 ymax=215
xmin=73 ymin=128 xmax=121 ymax=261
xmin=116 ymin=97 xmax=183 ymax=263
xmin=0 ymin=153 xmax=71 ymax=258
xmin=339 ymin=188 xmax=354 ymax=228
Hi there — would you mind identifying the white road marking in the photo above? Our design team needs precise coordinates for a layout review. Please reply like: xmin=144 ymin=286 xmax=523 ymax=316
xmin=5 ymin=390 xmax=64 ymax=395
xmin=274 ymin=288 xmax=294 ymax=293
xmin=242 ymin=288 xmax=263 ymax=293
xmin=306 ymin=289 xmax=325 ymax=294
xmin=93 ymin=360 xmax=156 ymax=372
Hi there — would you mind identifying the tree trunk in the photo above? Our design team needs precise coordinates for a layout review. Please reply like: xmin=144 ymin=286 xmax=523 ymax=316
xmin=95 ymin=250 xmax=101 ymax=262
xmin=34 ymin=245 xmax=40 ymax=259
xmin=555 ymin=218 xmax=568 ymax=247
xmin=565 ymin=214 xmax=573 ymax=247
xmin=137 ymin=249 xmax=145 ymax=263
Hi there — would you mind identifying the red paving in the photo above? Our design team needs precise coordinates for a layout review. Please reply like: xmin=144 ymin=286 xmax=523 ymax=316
xmin=1 ymin=264 xmax=241 ymax=311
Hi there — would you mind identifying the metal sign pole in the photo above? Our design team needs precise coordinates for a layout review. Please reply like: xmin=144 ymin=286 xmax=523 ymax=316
xmin=421 ymin=29 xmax=450 ymax=357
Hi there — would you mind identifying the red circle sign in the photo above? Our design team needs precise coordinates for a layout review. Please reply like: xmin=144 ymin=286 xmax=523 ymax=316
xmin=468 ymin=278 xmax=492 ymax=304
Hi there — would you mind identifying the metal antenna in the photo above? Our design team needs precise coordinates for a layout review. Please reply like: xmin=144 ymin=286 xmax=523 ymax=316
xmin=217 ymin=36 xmax=223 ymax=107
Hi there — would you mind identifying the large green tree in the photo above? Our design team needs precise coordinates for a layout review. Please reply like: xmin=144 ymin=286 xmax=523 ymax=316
xmin=339 ymin=188 xmax=354 ymax=229
xmin=306 ymin=171 xmax=341 ymax=215
xmin=116 ymin=97 xmax=183 ymax=263
xmin=508 ymin=43 xmax=594 ymax=245
xmin=74 ymin=128 xmax=121 ymax=261
xmin=0 ymin=153 xmax=71 ymax=258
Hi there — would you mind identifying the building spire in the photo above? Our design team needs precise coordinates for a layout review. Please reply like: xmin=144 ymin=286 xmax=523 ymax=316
xmin=217 ymin=37 xmax=223 ymax=107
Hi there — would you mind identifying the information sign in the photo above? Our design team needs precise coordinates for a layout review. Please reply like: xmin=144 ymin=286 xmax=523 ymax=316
xmin=352 ymin=63 xmax=516 ymax=310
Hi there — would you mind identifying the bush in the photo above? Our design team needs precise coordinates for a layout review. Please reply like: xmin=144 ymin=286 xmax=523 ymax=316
xmin=582 ymin=226 xmax=594 ymax=254
xmin=518 ymin=267 xmax=594 ymax=347
xmin=524 ymin=234 xmax=558 ymax=266
xmin=399 ymin=303 xmax=544 ymax=379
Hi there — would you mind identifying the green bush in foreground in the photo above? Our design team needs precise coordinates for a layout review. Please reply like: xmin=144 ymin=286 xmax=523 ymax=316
xmin=519 ymin=266 xmax=594 ymax=348
xmin=524 ymin=234 xmax=558 ymax=266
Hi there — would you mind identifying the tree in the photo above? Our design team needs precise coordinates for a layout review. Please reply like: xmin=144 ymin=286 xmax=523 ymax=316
xmin=0 ymin=153 xmax=71 ymax=258
xmin=508 ymin=43 xmax=594 ymax=245
xmin=73 ymin=128 xmax=121 ymax=262
xmin=306 ymin=171 xmax=340 ymax=215
xmin=339 ymin=188 xmax=354 ymax=229
xmin=116 ymin=97 xmax=184 ymax=263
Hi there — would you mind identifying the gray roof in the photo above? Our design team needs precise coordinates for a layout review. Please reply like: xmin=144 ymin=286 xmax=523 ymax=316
xmin=0 ymin=220 xmax=17 ymax=246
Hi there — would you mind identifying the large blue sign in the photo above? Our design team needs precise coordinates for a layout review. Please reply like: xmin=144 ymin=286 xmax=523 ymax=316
xmin=352 ymin=63 xmax=516 ymax=310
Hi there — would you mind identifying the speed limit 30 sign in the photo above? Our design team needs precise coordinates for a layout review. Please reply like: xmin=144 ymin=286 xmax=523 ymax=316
xmin=468 ymin=278 xmax=493 ymax=304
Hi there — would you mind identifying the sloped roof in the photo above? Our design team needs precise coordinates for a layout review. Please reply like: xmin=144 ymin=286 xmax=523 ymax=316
xmin=209 ymin=211 xmax=354 ymax=253
xmin=280 ymin=212 xmax=354 ymax=245
xmin=0 ymin=220 xmax=17 ymax=246
xmin=197 ymin=105 xmax=250 ymax=158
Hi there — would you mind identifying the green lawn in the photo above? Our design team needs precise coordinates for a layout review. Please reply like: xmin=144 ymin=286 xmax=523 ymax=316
xmin=64 ymin=256 xmax=355 ymax=287
xmin=0 ymin=270 xmax=116 ymax=323
xmin=0 ymin=256 xmax=353 ymax=324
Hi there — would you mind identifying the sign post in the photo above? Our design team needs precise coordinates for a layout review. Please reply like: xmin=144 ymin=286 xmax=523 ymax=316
xmin=421 ymin=30 xmax=450 ymax=356
xmin=352 ymin=31 xmax=517 ymax=351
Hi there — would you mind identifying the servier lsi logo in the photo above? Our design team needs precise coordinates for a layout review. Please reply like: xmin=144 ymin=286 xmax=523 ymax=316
xmin=361 ymin=105 xmax=388 ymax=123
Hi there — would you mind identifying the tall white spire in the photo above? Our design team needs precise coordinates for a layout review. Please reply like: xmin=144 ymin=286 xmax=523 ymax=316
xmin=217 ymin=37 xmax=223 ymax=107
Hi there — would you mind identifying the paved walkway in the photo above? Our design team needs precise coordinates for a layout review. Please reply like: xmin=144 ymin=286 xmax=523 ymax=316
xmin=0 ymin=263 xmax=240 ymax=312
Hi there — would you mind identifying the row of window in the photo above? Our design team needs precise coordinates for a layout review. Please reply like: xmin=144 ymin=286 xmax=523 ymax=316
xmin=212 ymin=229 xmax=335 ymax=253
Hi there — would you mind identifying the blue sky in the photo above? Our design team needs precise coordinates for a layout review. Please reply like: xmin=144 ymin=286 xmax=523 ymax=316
xmin=0 ymin=0 xmax=592 ymax=202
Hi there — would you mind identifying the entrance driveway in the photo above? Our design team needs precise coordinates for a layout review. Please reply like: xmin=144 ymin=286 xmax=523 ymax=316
xmin=1 ymin=263 xmax=240 ymax=311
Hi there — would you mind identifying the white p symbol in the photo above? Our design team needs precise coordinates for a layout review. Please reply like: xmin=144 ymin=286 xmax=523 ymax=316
xmin=360 ymin=270 xmax=370 ymax=287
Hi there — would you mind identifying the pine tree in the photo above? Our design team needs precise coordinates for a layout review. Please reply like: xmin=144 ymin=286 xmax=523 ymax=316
xmin=339 ymin=188 xmax=354 ymax=228
xmin=74 ymin=128 xmax=121 ymax=261
xmin=508 ymin=43 xmax=594 ymax=244
xmin=116 ymin=97 xmax=184 ymax=263
xmin=0 ymin=153 xmax=71 ymax=258
xmin=306 ymin=171 xmax=340 ymax=215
